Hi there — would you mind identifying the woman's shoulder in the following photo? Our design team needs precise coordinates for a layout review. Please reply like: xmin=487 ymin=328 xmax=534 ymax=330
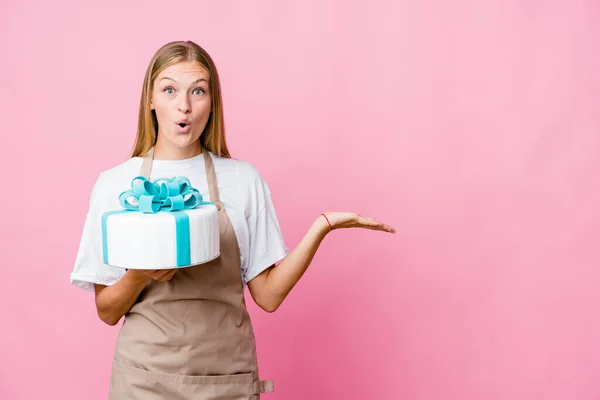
xmin=97 ymin=157 xmax=140 ymax=182
xmin=211 ymin=154 xmax=272 ymax=213
xmin=211 ymin=153 xmax=264 ymax=183
xmin=90 ymin=158 xmax=142 ymax=201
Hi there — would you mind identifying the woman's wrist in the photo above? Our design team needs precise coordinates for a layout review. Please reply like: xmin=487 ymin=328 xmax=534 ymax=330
xmin=320 ymin=213 xmax=333 ymax=231
xmin=314 ymin=213 xmax=333 ymax=237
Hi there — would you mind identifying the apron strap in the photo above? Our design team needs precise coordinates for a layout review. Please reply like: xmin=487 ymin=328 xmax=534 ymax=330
xmin=203 ymin=148 xmax=223 ymax=211
xmin=139 ymin=146 xmax=155 ymax=179
xmin=253 ymin=380 xmax=274 ymax=394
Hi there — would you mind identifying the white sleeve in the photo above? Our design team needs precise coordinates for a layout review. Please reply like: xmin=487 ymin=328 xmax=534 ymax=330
xmin=70 ymin=174 xmax=126 ymax=292
xmin=243 ymin=174 xmax=289 ymax=283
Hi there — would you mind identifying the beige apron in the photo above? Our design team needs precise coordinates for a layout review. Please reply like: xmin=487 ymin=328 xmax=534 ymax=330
xmin=108 ymin=147 xmax=274 ymax=400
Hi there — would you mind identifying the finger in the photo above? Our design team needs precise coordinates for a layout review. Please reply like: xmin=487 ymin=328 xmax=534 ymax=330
xmin=357 ymin=216 xmax=383 ymax=228
xmin=165 ymin=270 xmax=177 ymax=280
xmin=371 ymin=219 xmax=395 ymax=233
xmin=358 ymin=217 xmax=396 ymax=233
xmin=382 ymin=224 xmax=396 ymax=233
xmin=154 ymin=269 xmax=175 ymax=280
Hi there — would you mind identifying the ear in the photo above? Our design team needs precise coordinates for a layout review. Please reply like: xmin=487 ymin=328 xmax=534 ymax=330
xmin=150 ymin=99 xmax=155 ymax=110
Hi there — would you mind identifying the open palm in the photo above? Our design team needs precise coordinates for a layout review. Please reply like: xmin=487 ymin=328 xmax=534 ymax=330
xmin=323 ymin=212 xmax=395 ymax=233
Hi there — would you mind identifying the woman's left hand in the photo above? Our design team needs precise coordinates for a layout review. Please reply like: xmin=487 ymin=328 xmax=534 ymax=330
xmin=321 ymin=212 xmax=396 ymax=234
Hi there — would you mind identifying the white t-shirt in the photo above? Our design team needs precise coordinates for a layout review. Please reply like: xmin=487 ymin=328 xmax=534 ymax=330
xmin=70 ymin=151 xmax=289 ymax=292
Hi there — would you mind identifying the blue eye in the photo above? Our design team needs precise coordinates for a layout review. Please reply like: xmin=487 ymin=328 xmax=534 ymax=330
xmin=193 ymin=88 xmax=205 ymax=95
xmin=164 ymin=87 xmax=175 ymax=94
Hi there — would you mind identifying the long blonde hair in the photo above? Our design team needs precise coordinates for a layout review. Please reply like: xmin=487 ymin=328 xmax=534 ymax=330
xmin=130 ymin=41 xmax=231 ymax=158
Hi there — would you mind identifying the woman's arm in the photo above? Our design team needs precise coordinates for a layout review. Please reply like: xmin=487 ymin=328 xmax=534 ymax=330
xmin=94 ymin=269 xmax=177 ymax=326
xmin=247 ymin=212 xmax=395 ymax=313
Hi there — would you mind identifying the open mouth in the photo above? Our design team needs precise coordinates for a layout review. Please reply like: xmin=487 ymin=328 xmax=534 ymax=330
xmin=175 ymin=120 xmax=191 ymax=132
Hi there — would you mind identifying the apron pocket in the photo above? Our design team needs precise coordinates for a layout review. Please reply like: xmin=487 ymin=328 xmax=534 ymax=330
xmin=109 ymin=359 xmax=272 ymax=400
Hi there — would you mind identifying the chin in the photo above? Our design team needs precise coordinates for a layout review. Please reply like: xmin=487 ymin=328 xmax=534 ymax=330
xmin=170 ymin=134 xmax=201 ymax=148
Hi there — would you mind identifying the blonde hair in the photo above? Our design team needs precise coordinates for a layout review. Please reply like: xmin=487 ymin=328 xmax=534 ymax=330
xmin=130 ymin=41 xmax=231 ymax=158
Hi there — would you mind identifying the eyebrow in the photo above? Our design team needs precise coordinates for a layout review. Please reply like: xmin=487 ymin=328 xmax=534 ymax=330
xmin=159 ymin=77 xmax=208 ymax=84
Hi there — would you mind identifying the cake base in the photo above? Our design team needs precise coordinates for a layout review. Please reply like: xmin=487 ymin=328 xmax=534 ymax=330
xmin=101 ymin=204 xmax=220 ymax=270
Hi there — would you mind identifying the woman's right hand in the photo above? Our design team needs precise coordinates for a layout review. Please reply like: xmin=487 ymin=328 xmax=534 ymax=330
xmin=94 ymin=268 xmax=178 ymax=326
xmin=127 ymin=268 xmax=178 ymax=281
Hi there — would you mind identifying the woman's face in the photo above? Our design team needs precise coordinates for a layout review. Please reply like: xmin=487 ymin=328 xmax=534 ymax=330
xmin=151 ymin=61 xmax=211 ymax=150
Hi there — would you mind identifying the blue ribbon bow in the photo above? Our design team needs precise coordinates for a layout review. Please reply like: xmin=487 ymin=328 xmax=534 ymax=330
xmin=118 ymin=176 xmax=212 ymax=213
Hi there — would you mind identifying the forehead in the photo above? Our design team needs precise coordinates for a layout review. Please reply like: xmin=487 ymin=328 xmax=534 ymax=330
xmin=156 ymin=61 xmax=210 ymax=83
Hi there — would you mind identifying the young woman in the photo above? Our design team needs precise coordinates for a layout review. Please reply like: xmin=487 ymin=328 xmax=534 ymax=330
xmin=70 ymin=40 xmax=395 ymax=399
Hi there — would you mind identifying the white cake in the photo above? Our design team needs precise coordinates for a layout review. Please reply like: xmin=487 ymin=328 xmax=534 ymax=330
xmin=101 ymin=176 xmax=220 ymax=270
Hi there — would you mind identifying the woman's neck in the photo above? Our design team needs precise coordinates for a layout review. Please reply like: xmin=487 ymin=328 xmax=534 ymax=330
xmin=152 ymin=139 xmax=202 ymax=160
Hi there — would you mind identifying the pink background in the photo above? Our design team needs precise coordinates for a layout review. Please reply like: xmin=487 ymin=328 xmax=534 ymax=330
xmin=2 ymin=1 xmax=600 ymax=399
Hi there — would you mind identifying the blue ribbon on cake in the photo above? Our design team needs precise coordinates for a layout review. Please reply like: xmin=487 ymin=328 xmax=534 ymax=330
xmin=101 ymin=176 xmax=213 ymax=267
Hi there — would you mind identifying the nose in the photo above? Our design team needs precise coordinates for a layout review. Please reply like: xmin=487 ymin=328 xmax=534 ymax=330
xmin=177 ymin=94 xmax=191 ymax=114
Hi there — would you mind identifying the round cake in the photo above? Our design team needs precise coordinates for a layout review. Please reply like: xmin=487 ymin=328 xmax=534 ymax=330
xmin=101 ymin=175 xmax=220 ymax=270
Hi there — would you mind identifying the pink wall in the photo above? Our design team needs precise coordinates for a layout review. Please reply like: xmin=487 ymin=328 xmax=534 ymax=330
xmin=2 ymin=1 xmax=600 ymax=399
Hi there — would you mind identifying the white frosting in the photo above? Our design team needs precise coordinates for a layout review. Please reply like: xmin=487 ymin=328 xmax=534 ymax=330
xmin=103 ymin=205 xmax=220 ymax=270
